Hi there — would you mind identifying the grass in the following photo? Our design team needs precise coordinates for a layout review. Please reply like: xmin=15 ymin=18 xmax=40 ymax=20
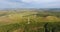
xmin=0 ymin=11 xmax=60 ymax=32
xmin=0 ymin=21 xmax=60 ymax=32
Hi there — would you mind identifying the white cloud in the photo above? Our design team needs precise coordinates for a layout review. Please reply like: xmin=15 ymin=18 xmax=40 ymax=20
xmin=21 ymin=0 xmax=60 ymax=8
xmin=0 ymin=0 xmax=19 ymax=5
xmin=0 ymin=0 xmax=60 ymax=8
xmin=0 ymin=0 xmax=25 ymax=8
xmin=21 ymin=0 xmax=59 ymax=3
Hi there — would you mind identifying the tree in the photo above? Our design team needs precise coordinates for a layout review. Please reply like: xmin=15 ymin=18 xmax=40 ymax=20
xmin=44 ymin=23 xmax=50 ymax=32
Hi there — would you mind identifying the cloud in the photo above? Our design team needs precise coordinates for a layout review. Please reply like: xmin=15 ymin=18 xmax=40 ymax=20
xmin=0 ymin=0 xmax=60 ymax=8
xmin=21 ymin=0 xmax=59 ymax=3
xmin=21 ymin=0 xmax=60 ymax=8
xmin=0 ymin=0 xmax=25 ymax=8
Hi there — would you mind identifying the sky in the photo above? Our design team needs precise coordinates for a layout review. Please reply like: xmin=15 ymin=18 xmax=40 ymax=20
xmin=0 ymin=0 xmax=60 ymax=9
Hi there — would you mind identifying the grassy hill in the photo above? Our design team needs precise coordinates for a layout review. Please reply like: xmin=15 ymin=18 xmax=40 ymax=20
xmin=0 ymin=9 xmax=60 ymax=32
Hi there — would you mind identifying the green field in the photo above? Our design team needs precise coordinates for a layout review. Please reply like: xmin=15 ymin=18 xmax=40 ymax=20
xmin=0 ymin=10 xmax=60 ymax=32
